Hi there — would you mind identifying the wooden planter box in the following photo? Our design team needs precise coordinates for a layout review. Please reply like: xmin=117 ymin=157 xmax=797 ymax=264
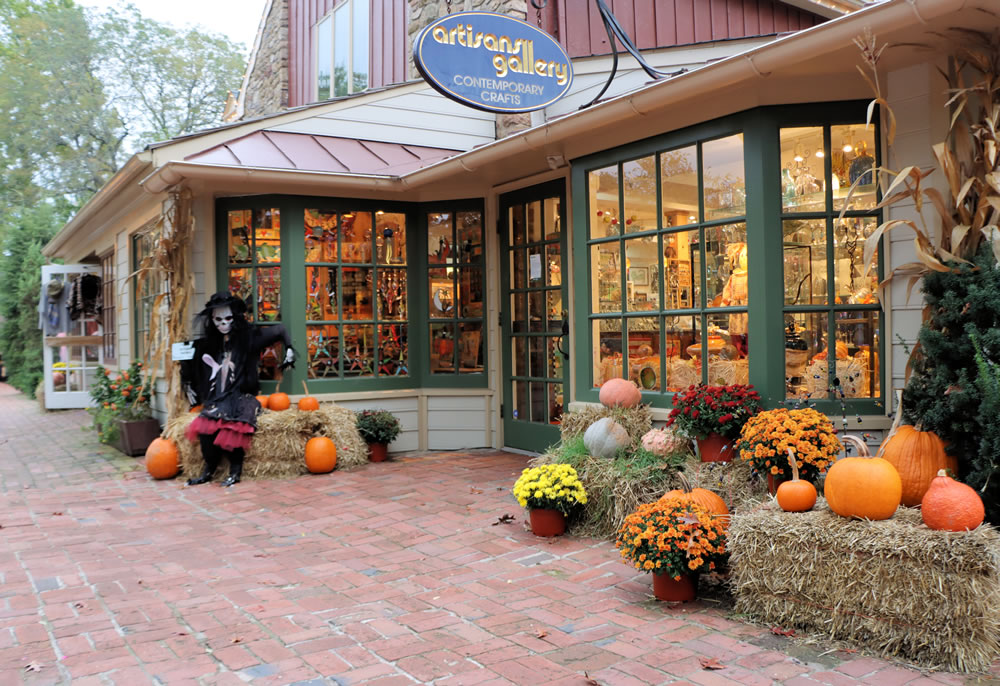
xmin=116 ymin=418 xmax=161 ymax=457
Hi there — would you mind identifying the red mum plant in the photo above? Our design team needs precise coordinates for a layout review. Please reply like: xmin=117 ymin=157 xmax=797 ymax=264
xmin=665 ymin=384 xmax=762 ymax=441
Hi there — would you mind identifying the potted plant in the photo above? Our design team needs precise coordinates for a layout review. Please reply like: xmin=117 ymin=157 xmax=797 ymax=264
xmin=616 ymin=496 xmax=728 ymax=602
xmin=512 ymin=463 xmax=588 ymax=537
xmin=737 ymin=407 xmax=841 ymax=493
xmin=665 ymin=384 xmax=762 ymax=462
xmin=88 ymin=361 xmax=160 ymax=456
xmin=355 ymin=409 xmax=401 ymax=462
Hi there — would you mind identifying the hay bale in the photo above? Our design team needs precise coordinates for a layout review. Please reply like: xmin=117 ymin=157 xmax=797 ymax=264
xmin=559 ymin=405 xmax=652 ymax=445
xmin=729 ymin=499 xmax=1000 ymax=671
xmin=162 ymin=404 xmax=368 ymax=480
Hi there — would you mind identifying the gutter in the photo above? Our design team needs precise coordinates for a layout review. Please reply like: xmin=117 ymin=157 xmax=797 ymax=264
xmin=137 ymin=0 xmax=969 ymax=197
xmin=43 ymin=153 xmax=153 ymax=257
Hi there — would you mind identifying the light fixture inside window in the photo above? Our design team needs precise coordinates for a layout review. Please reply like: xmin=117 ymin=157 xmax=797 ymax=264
xmin=843 ymin=127 xmax=854 ymax=153
xmin=793 ymin=143 xmax=804 ymax=162
xmin=815 ymin=149 xmax=825 ymax=158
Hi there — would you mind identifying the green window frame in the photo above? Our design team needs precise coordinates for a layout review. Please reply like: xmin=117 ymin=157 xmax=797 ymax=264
xmin=572 ymin=103 xmax=884 ymax=414
xmin=132 ymin=226 xmax=162 ymax=361
xmin=215 ymin=195 xmax=487 ymax=393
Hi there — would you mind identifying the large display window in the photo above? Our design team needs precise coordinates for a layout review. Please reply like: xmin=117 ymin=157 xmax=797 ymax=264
xmin=574 ymin=104 xmax=884 ymax=412
xmin=587 ymin=133 xmax=751 ymax=394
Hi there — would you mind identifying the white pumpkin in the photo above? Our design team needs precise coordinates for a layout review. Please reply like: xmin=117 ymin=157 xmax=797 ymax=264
xmin=584 ymin=417 xmax=630 ymax=458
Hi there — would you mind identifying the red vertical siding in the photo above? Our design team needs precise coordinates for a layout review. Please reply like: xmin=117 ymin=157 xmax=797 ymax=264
xmin=541 ymin=0 xmax=825 ymax=58
xmin=288 ymin=0 xmax=407 ymax=108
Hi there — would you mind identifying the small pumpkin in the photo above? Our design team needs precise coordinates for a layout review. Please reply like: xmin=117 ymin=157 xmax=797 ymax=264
xmin=921 ymin=469 xmax=985 ymax=531
xmin=268 ymin=392 xmax=290 ymax=411
xmin=824 ymin=435 xmax=902 ymax=520
xmin=598 ymin=378 xmax=641 ymax=409
xmin=583 ymin=417 xmax=630 ymax=458
xmin=660 ymin=472 xmax=729 ymax=526
xmin=776 ymin=448 xmax=817 ymax=513
xmin=879 ymin=424 xmax=958 ymax=507
xmin=256 ymin=394 xmax=270 ymax=409
xmin=145 ymin=437 xmax=179 ymax=480
xmin=298 ymin=381 xmax=319 ymax=411
xmin=189 ymin=405 xmax=203 ymax=413
xmin=305 ymin=436 xmax=337 ymax=474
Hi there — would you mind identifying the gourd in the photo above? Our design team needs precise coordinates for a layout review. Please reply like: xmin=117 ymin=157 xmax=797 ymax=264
xmin=305 ymin=437 xmax=337 ymax=474
xmin=660 ymin=472 xmax=729 ymax=526
xmin=297 ymin=381 xmax=319 ymax=411
xmin=921 ymin=470 xmax=985 ymax=531
xmin=824 ymin=434 xmax=902 ymax=520
xmin=268 ymin=392 xmax=290 ymax=411
xmin=256 ymin=394 xmax=270 ymax=409
xmin=145 ymin=437 xmax=179 ymax=480
xmin=583 ymin=417 xmax=630 ymax=458
xmin=776 ymin=448 xmax=817 ymax=513
xmin=598 ymin=378 xmax=641 ymax=409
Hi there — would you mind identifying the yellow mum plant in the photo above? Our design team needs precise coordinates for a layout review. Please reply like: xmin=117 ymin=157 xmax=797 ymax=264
xmin=737 ymin=407 xmax=841 ymax=483
xmin=512 ymin=464 xmax=588 ymax=515
xmin=615 ymin=496 xmax=727 ymax=580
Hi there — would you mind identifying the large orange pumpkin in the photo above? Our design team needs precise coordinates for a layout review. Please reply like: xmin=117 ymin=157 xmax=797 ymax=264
xmin=776 ymin=448 xmax=817 ymax=513
xmin=256 ymin=394 xmax=270 ymax=409
xmin=824 ymin=435 xmax=902 ymax=520
xmin=305 ymin=437 xmax=337 ymax=473
xmin=145 ymin=437 xmax=179 ymax=480
xmin=878 ymin=425 xmax=958 ymax=507
xmin=268 ymin=392 xmax=290 ymax=411
xmin=598 ymin=378 xmax=642 ymax=409
xmin=921 ymin=470 xmax=985 ymax=531
xmin=660 ymin=472 xmax=729 ymax=526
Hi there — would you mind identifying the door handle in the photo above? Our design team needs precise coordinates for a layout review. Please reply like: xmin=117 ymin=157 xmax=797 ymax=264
xmin=556 ymin=313 xmax=569 ymax=360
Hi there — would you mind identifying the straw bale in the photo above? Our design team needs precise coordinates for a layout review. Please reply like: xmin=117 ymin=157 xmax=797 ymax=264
xmin=729 ymin=499 xmax=1000 ymax=671
xmin=162 ymin=404 xmax=367 ymax=480
xmin=559 ymin=405 xmax=653 ymax=445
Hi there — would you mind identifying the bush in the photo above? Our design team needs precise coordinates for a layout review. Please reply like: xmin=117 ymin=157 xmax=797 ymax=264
xmin=87 ymin=360 xmax=152 ymax=444
xmin=354 ymin=409 xmax=401 ymax=444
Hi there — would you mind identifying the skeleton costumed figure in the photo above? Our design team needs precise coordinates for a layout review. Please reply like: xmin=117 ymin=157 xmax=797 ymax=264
xmin=181 ymin=292 xmax=295 ymax=486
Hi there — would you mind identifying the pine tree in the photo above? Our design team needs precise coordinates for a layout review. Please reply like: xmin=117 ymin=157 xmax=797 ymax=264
xmin=903 ymin=246 xmax=1000 ymax=508
xmin=969 ymin=329 xmax=1000 ymax=524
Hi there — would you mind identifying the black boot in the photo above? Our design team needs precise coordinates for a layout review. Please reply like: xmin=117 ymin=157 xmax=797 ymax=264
xmin=188 ymin=434 xmax=221 ymax=485
xmin=221 ymin=448 xmax=244 ymax=487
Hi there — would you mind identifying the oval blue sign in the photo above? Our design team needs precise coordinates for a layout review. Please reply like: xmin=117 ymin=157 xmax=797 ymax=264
xmin=414 ymin=12 xmax=573 ymax=114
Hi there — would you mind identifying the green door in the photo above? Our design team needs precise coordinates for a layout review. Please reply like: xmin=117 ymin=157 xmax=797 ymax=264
xmin=500 ymin=180 xmax=569 ymax=453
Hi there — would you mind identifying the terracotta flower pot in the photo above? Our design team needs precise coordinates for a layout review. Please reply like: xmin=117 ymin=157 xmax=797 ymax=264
xmin=696 ymin=433 xmax=734 ymax=463
xmin=652 ymin=572 xmax=697 ymax=602
xmin=368 ymin=442 xmax=388 ymax=463
xmin=528 ymin=508 xmax=566 ymax=537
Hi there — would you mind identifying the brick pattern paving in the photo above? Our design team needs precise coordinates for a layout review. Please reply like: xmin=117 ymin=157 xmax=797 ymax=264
xmin=0 ymin=382 xmax=997 ymax=685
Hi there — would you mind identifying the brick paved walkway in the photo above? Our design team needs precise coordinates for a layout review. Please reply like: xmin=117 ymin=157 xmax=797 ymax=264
xmin=0 ymin=383 xmax=997 ymax=686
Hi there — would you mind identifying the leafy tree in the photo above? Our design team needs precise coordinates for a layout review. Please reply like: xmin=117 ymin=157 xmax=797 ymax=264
xmin=0 ymin=206 xmax=61 ymax=396
xmin=969 ymin=329 xmax=1000 ymax=524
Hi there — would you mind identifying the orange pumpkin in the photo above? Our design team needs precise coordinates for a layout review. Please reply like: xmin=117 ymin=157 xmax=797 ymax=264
xmin=824 ymin=435 xmax=902 ymax=520
xmin=776 ymin=448 xmax=817 ymax=512
xmin=305 ymin=437 xmax=337 ymax=473
xmin=256 ymin=394 xmax=270 ymax=409
xmin=921 ymin=470 xmax=985 ymax=531
xmin=298 ymin=397 xmax=319 ymax=411
xmin=145 ymin=437 xmax=179 ymax=480
xmin=660 ymin=472 xmax=729 ymax=526
xmin=878 ymin=425 xmax=958 ymax=507
xmin=599 ymin=378 xmax=642 ymax=409
xmin=268 ymin=392 xmax=290 ymax=411
xmin=189 ymin=405 xmax=203 ymax=413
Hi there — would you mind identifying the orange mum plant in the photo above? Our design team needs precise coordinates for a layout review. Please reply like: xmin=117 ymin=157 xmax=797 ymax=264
xmin=737 ymin=408 xmax=841 ymax=483
xmin=615 ymin=496 xmax=728 ymax=581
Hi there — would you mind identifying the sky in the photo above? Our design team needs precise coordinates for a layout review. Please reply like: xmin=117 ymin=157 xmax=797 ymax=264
xmin=77 ymin=0 xmax=268 ymax=49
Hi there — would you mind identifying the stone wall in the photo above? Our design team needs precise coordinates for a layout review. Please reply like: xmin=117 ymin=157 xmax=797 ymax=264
xmin=407 ymin=0 xmax=530 ymax=139
xmin=242 ymin=0 xmax=289 ymax=120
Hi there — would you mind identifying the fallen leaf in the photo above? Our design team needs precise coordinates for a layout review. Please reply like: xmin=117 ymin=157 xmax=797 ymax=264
xmin=52 ymin=512 xmax=63 ymax=516
xmin=770 ymin=626 xmax=795 ymax=637
xmin=73 ymin=602 xmax=85 ymax=609
xmin=583 ymin=671 xmax=600 ymax=685
xmin=24 ymin=662 xmax=43 ymax=672
xmin=253 ymin=553 xmax=269 ymax=558
xmin=491 ymin=514 xmax=516 ymax=526
xmin=231 ymin=637 xmax=242 ymax=644
xmin=176 ymin=632 xmax=188 ymax=636
xmin=469 ymin=487 xmax=483 ymax=494
xmin=699 ymin=657 xmax=725 ymax=670
xmin=137 ymin=580 xmax=143 ymax=585
xmin=535 ymin=628 xmax=548 ymax=639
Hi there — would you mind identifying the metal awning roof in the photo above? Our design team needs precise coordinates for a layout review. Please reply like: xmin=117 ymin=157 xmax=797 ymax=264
xmin=185 ymin=130 xmax=461 ymax=176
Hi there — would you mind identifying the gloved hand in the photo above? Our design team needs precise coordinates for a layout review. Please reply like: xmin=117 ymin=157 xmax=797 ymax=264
xmin=184 ymin=383 xmax=198 ymax=407
xmin=280 ymin=346 xmax=297 ymax=370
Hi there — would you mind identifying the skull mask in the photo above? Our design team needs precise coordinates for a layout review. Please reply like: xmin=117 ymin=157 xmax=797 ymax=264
xmin=212 ymin=306 xmax=234 ymax=335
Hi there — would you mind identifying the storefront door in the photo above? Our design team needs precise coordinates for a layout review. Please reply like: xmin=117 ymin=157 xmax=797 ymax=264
xmin=500 ymin=180 xmax=569 ymax=453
